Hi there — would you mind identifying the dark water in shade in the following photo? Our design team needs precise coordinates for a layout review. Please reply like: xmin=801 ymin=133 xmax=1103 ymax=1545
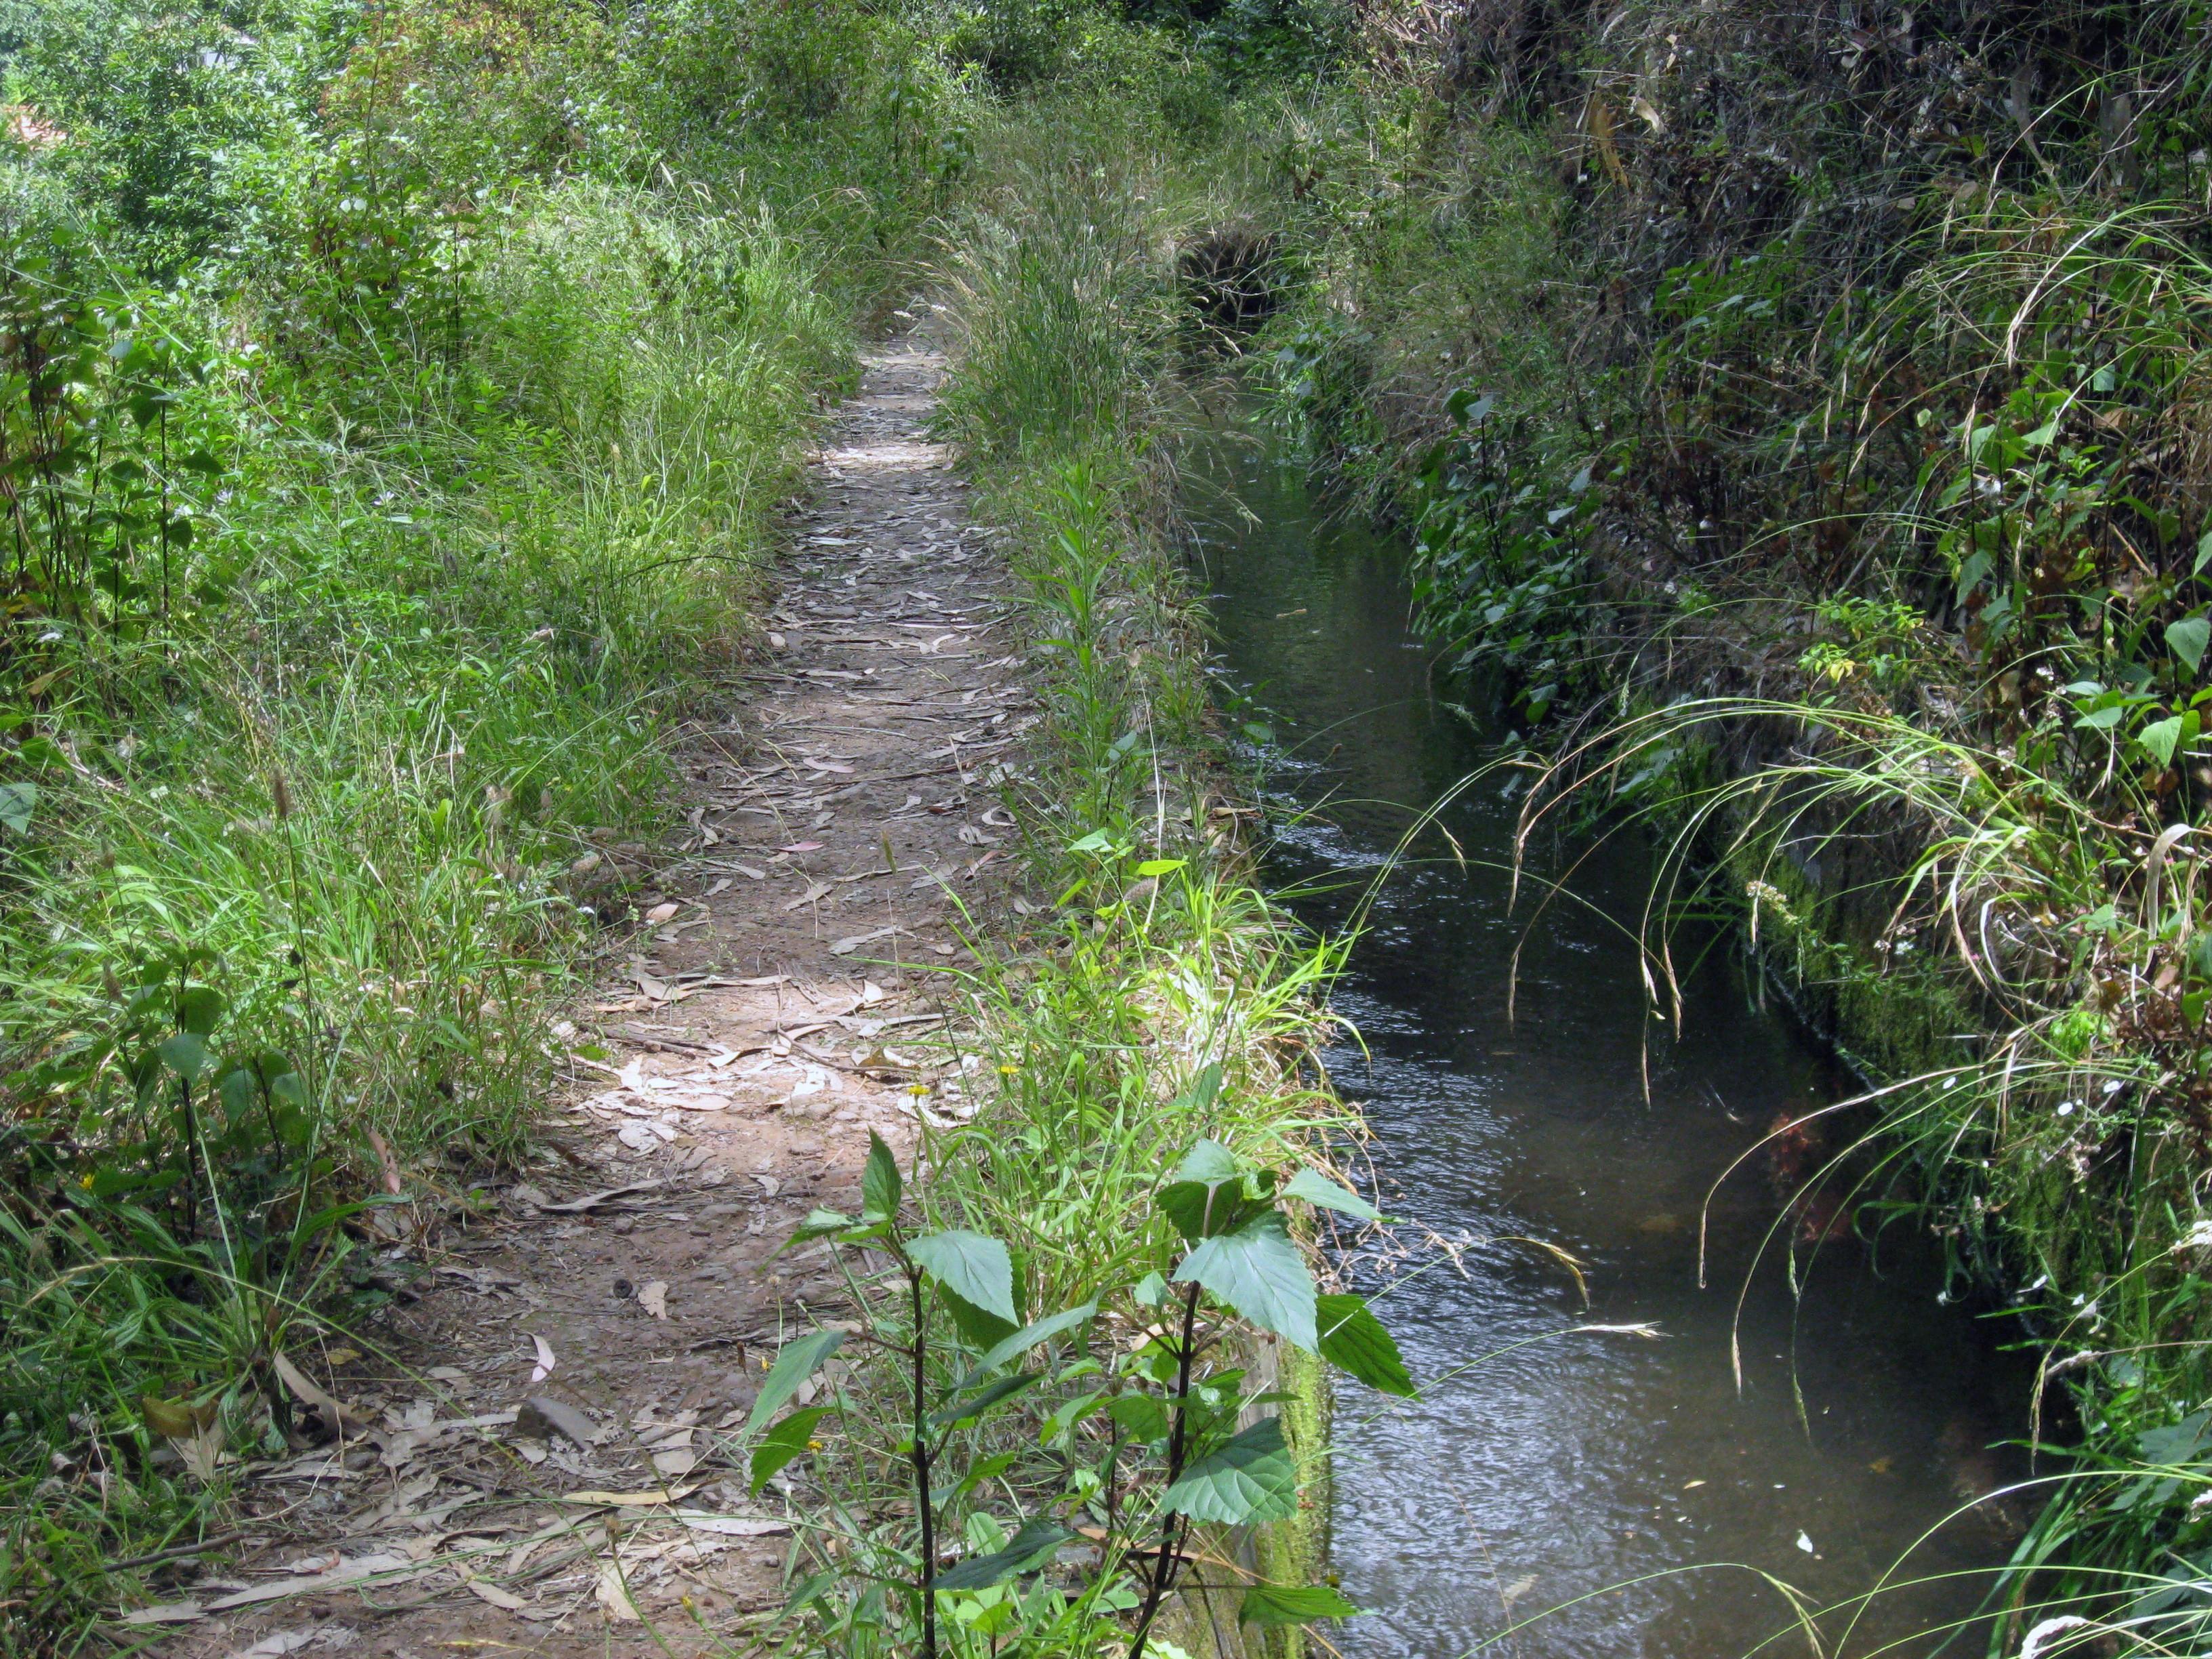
xmin=1182 ymin=422 xmax=2033 ymax=1659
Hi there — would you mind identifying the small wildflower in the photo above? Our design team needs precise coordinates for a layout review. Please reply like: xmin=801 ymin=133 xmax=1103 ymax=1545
xmin=997 ymin=1063 xmax=1019 ymax=1076
xmin=78 ymin=1172 xmax=94 ymax=1189
xmin=907 ymin=1083 xmax=928 ymax=1097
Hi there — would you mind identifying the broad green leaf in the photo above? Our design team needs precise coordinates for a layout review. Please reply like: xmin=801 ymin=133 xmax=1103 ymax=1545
xmin=908 ymin=1229 xmax=1017 ymax=1324
xmin=1174 ymin=1210 xmax=1316 ymax=1351
xmin=750 ymin=1406 xmax=831 ymax=1493
xmin=862 ymin=1130 xmax=901 ymax=1223
xmin=1283 ymin=1168 xmax=1380 ymax=1223
xmin=933 ymin=1517 xmax=1073 ymax=1592
xmin=1174 ymin=1139 xmax=1240 ymax=1185
xmin=1239 ymin=1582 xmax=1360 ymax=1627
xmin=0 ymin=780 xmax=34 ymax=836
xmin=1316 ymin=1294 xmax=1414 ymax=1397
xmin=969 ymin=1300 xmax=1097 ymax=1377
xmin=1158 ymin=1179 xmax=1266 ymax=1242
xmin=1161 ymin=1416 xmax=1299 ymax=1525
xmin=1172 ymin=1063 xmax=1223 ymax=1114
xmin=219 ymin=1067 xmax=255 ymax=1118
xmin=157 ymin=1031 xmax=211 ymax=1086
xmin=2140 ymin=714 xmax=2186 ymax=768
xmin=1105 ymin=1392 xmax=1170 ymax=1441
xmin=938 ymin=1282 xmax=1019 ymax=1350
xmin=1042 ymin=1389 xmax=1108 ymax=1446
xmin=176 ymin=985 xmax=226 ymax=1036
xmin=745 ymin=1330 xmax=846 ymax=1436
xmin=1134 ymin=858 xmax=1186 ymax=878
xmin=2171 ymin=616 xmax=2211 ymax=675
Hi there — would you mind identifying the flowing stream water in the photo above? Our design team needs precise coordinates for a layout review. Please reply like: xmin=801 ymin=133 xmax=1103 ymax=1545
xmin=1183 ymin=422 xmax=2033 ymax=1659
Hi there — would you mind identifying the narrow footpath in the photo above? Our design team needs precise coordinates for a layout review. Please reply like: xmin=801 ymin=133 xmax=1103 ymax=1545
xmin=163 ymin=331 xmax=1035 ymax=1658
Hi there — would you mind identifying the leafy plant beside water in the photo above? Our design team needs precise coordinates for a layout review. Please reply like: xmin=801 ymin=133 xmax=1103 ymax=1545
xmin=756 ymin=1123 xmax=1398 ymax=1658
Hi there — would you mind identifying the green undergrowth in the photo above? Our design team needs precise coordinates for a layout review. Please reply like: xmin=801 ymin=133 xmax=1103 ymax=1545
xmin=735 ymin=91 xmax=1380 ymax=1659
xmin=0 ymin=0 xmax=975 ymax=1643
xmin=1145 ymin=2 xmax=2212 ymax=1649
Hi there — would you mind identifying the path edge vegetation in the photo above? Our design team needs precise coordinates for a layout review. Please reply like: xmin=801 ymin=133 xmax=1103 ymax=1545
xmin=732 ymin=131 xmax=1386 ymax=1656
xmin=0 ymin=9 xmax=1380 ymax=1653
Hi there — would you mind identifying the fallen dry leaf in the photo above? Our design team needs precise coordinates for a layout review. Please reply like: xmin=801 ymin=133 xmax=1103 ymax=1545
xmin=517 ymin=1395 xmax=597 ymax=1448
xmin=637 ymin=1280 xmax=669 ymax=1319
xmin=529 ymin=1334 xmax=556 ymax=1384
xmin=594 ymin=1562 xmax=641 ymax=1624
xmin=830 ymin=924 xmax=907 ymax=956
xmin=204 ymin=1552 xmax=419 ymax=1611
xmin=562 ymin=1483 xmax=702 ymax=1507
xmin=122 ymin=1603 xmax=204 ymax=1626
xmin=272 ymin=1351 xmax=365 ymax=1437
xmin=224 ymin=1626 xmax=323 ymax=1658
xmin=464 ymin=1578 xmax=531 ymax=1613
xmin=674 ymin=1512 xmax=791 ymax=1537
xmin=537 ymin=1179 xmax=665 ymax=1213
xmin=644 ymin=901 xmax=679 ymax=925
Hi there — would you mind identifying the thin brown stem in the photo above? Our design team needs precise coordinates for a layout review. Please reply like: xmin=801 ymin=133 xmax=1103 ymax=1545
xmin=910 ymin=1265 xmax=937 ymax=1659
xmin=1126 ymin=1280 xmax=1202 ymax=1659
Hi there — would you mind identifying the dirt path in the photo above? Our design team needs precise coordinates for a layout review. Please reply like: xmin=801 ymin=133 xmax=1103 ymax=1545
xmin=161 ymin=331 xmax=1031 ymax=1658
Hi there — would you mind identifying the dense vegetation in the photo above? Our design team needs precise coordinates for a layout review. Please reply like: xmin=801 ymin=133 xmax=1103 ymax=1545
xmin=14 ymin=0 xmax=2212 ymax=1653
xmin=0 ymin=0 xmax=961 ymax=1640
xmin=0 ymin=3 xmax=1371 ymax=1654
xmin=1240 ymin=2 xmax=2212 ymax=1652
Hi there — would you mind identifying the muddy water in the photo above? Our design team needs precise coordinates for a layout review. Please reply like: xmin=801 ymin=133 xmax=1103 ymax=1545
xmin=1184 ymin=430 xmax=2030 ymax=1659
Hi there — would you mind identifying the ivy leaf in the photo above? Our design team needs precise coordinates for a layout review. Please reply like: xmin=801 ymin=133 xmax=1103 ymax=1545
xmin=1315 ymin=1293 xmax=1414 ymax=1397
xmin=750 ymin=1406 xmax=831 ymax=1493
xmin=1240 ymin=1582 xmax=1361 ymax=1626
xmin=745 ymin=1330 xmax=846 ymax=1437
xmin=1174 ymin=1210 xmax=1316 ymax=1351
xmin=933 ymin=1517 xmax=1073 ymax=1592
xmin=908 ymin=1229 xmax=1017 ymax=1324
xmin=861 ymin=1130 xmax=901 ymax=1223
xmin=1162 ymin=1416 xmax=1299 ymax=1525
xmin=1282 ymin=1168 xmax=1380 ymax=1223
xmin=0 ymin=780 xmax=35 ymax=836
xmin=2140 ymin=714 xmax=2187 ymax=768
xmin=2171 ymin=615 xmax=2211 ymax=675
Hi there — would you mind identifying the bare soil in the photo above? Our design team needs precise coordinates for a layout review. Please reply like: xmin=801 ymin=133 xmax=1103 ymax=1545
xmin=150 ymin=331 xmax=1031 ymax=1659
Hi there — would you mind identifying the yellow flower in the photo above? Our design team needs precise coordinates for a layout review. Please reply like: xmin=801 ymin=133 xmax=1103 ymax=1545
xmin=997 ymin=1063 xmax=1019 ymax=1076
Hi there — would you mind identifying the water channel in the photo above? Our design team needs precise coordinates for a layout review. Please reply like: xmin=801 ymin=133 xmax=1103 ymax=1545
xmin=1183 ymin=419 xmax=2033 ymax=1659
